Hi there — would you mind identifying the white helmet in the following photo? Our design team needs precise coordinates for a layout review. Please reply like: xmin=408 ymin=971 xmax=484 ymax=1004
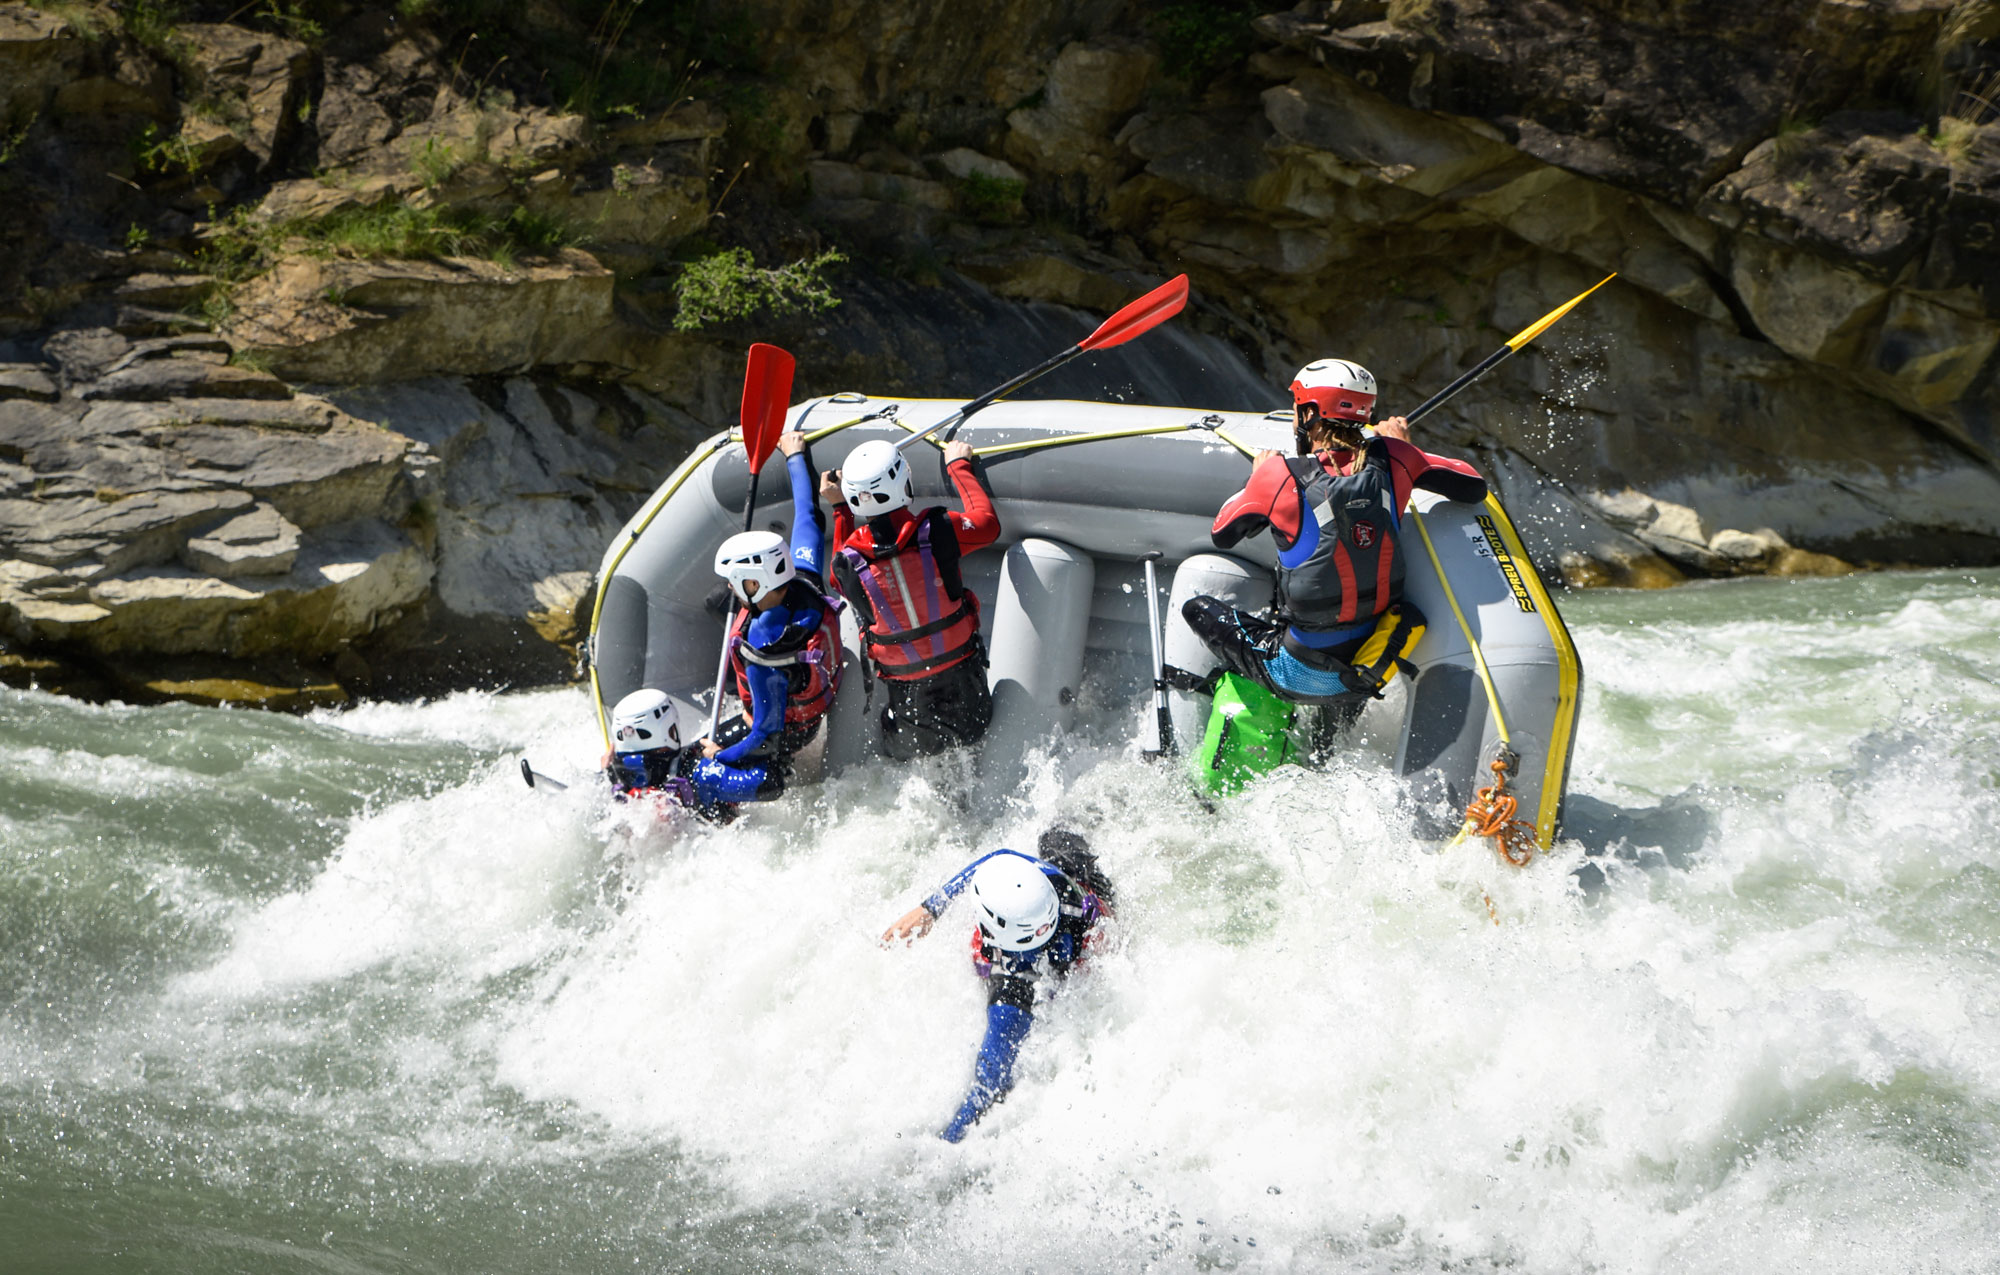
xmin=970 ymin=853 xmax=1061 ymax=952
xmin=838 ymin=439 xmax=913 ymax=516
xmin=1290 ymin=359 xmax=1377 ymax=423
xmin=611 ymin=688 xmax=680 ymax=752
xmin=713 ymin=529 xmax=793 ymax=603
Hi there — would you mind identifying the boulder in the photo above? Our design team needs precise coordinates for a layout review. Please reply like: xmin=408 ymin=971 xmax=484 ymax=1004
xmin=0 ymin=488 xmax=256 ymax=572
xmin=1771 ymin=546 xmax=1856 ymax=576
xmin=0 ymin=365 xmax=56 ymax=402
xmin=1708 ymin=526 xmax=1787 ymax=566
xmin=114 ymin=274 xmax=218 ymax=309
xmin=180 ymin=502 xmax=301 ymax=577
xmin=81 ymin=356 xmax=293 ymax=402
xmin=1006 ymin=38 xmax=1158 ymax=185
xmin=227 ymin=250 xmax=617 ymax=383
xmin=51 ymin=45 xmax=174 ymax=120
xmin=935 ymin=148 xmax=1025 ymax=185
xmin=1729 ymin=233 xmax=1890 ymax=367
xmin=541 ymin=152 xmax=710 ymax=251
xmin=1557 ymin=547 xmax=1688 ymax=590
xmin=806 ymin=160 xmax=954 ymax=246
xmin=41 ymin=328 xmax=134 ymax=385
xmin=1 ymin=518 xmax=431 ymax=658
xmin=0 ymin=3 xmax=83 ymax=123
xmin=176 ymin=23 xmax=312 ymax=169
xmin=1259 ymin=0 xmax=1953 ymax=206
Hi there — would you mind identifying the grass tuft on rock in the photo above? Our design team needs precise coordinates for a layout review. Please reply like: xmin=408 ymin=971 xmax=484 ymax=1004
xmin=671 ymin=247 xmax=844 ymax=332
xmin=202 ymin=201 xmax=578 ymax=274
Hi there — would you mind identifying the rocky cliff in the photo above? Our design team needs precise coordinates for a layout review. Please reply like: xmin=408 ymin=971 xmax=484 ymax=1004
xmin=3 ymin=0 xmax=1997 ymax=705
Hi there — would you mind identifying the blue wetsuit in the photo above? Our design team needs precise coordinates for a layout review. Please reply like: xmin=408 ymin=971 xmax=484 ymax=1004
xmin=609 ymin=450 xmax=832 ymax=812
xmin=706 ymin=450 xmax=832 ymax=796
xmin=607 ymin=746 xmax=756 ymax=816
xmin=922 ymin=848 xmax=1110 ymax=1143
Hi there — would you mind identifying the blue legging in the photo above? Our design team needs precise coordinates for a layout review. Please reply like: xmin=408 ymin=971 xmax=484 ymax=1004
xmin=941 ymin=1002 xmax=1033 ymax=1142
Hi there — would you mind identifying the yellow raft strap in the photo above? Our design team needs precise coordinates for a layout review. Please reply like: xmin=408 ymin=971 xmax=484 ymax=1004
xmin=972 ymin=422 xmax=1195 ymax=458
xmin=1211 ymin=428 xmax=1259 ymax=459
xmin=1409 ymin=506 xmax=1517 ymax=851
xmin=1478 ymin=495 xmax=1581 ymax=848
xmin=584 ymin=435 xmax=726 ymax=749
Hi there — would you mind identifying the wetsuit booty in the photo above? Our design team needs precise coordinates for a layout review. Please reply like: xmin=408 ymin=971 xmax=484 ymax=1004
xmin=941 ymin=1001 xmax=1033 ymax=1143
xmin=1181 ymin=597 xmax=1283 ymax=693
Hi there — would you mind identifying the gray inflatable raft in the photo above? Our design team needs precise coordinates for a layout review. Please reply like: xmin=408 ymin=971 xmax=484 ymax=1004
xmin=585 ymin=394 xmax=1582 ymax=847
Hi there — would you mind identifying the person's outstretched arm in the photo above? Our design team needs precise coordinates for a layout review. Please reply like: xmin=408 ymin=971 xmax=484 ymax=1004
xmin=778 ymin=434 xmax=828 ymax=578
xmin=710 ymin=660 xmax=787 ymax=765
xmin=941 ymin=440 xmax=1001 ymax=551
xmin=1374 ymin=422 xmax=1487 ymax=505
xmin=941 ymin=1000 xmax=1033 ymax=1142
xmin=880 ymin=849 xmax=1038 ymax=943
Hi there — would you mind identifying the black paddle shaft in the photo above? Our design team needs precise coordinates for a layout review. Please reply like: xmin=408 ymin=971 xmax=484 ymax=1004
xmin=1402 ymin=344 xmax=1512 ymax=426
xmin=940 ymin=344 xmax=1081 ymax=443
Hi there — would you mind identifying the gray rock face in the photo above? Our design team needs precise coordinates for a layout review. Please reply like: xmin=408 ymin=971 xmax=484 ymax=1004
xmin=0 ymin=352 xmax=427 ymax=676
xmin=0 ymin=365 xmax=56 ymax=402
xmin=181 ymin=503 xmax=301 ymax=577
xmin=8 ymin=0 xmax=2000 ymax=705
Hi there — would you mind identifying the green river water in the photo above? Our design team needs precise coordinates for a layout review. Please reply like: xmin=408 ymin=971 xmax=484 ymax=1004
xmin=3 ymin=567 xmax=1997 ymax=1273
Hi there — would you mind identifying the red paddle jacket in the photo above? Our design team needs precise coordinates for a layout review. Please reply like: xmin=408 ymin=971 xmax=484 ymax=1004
xmin=830 ymin=457 xmax=1002 ymax=679
xmin=1212 ymin=437 xmax=1487 ymax=550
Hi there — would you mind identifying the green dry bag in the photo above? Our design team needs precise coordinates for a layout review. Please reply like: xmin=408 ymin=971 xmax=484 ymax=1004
xmin=1192 ymin=672 xmax=1296 ymax=794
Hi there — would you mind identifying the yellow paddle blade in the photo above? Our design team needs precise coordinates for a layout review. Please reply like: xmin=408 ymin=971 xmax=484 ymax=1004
xmin=1504 ymin=273 xmax=1617 ymax=352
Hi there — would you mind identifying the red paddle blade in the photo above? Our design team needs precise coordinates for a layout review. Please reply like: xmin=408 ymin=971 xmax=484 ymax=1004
xmin=739 ymin=343 xmax=796 ymax=476
xmin=1079 ymin=273 xmax=1190 ymax=351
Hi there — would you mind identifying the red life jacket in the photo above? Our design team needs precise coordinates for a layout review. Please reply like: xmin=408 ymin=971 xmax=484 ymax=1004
xmin=726 ymin=583 xmax=843 ymax=725
xmin=837 ymin=509 xmax=981 ymax=681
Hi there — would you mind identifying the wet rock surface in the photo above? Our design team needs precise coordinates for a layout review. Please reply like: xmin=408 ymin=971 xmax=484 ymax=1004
xmin=3 ymin=0 xmax=2000 ymax=704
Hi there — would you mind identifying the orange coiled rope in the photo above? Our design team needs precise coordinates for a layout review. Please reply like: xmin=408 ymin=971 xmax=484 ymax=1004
xmin=1459 ymin=755 xmax=1538 ymax=867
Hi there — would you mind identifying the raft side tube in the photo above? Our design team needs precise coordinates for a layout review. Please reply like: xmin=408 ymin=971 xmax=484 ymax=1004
xmin=1161 ymin=553 xmax=1267 ymax=751
xmin=981 ymin=538 xmax=1096 ymax=789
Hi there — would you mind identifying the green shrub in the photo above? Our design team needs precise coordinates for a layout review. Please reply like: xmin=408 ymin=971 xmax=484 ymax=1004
xmin=132 ymin=121 xmax=200 ymax=176
xmin=673 ymin=247 xmax=844 ymax=332
xmin=955 ymin=172 xmax=1026 ymax=225
xmin=1149 ymin=0 xmax=1258 ymax=85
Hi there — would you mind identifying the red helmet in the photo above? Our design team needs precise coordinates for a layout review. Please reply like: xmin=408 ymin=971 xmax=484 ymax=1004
xmin=1290 ymin=359 xmax=1377 ymax=423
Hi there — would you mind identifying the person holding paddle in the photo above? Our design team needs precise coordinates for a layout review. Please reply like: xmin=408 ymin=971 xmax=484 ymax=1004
xmin=825 ymin=437 xmax=1000 ymax=760
xmin=1184 ymin=359 xmax=1488 ymax=718
xmin=692 ymin=429 xmax=844 ymax=801
xmin=606 ymin=430 xmax=842 ymax=814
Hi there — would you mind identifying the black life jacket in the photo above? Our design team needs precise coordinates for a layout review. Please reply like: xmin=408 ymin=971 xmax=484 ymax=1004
xmin=1276 ymin=440 xmax=1405 ymax=629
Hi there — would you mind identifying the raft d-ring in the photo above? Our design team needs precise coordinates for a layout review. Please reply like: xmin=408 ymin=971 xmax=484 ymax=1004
xmin=829 ymin=391 xmax=868 ymax=404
